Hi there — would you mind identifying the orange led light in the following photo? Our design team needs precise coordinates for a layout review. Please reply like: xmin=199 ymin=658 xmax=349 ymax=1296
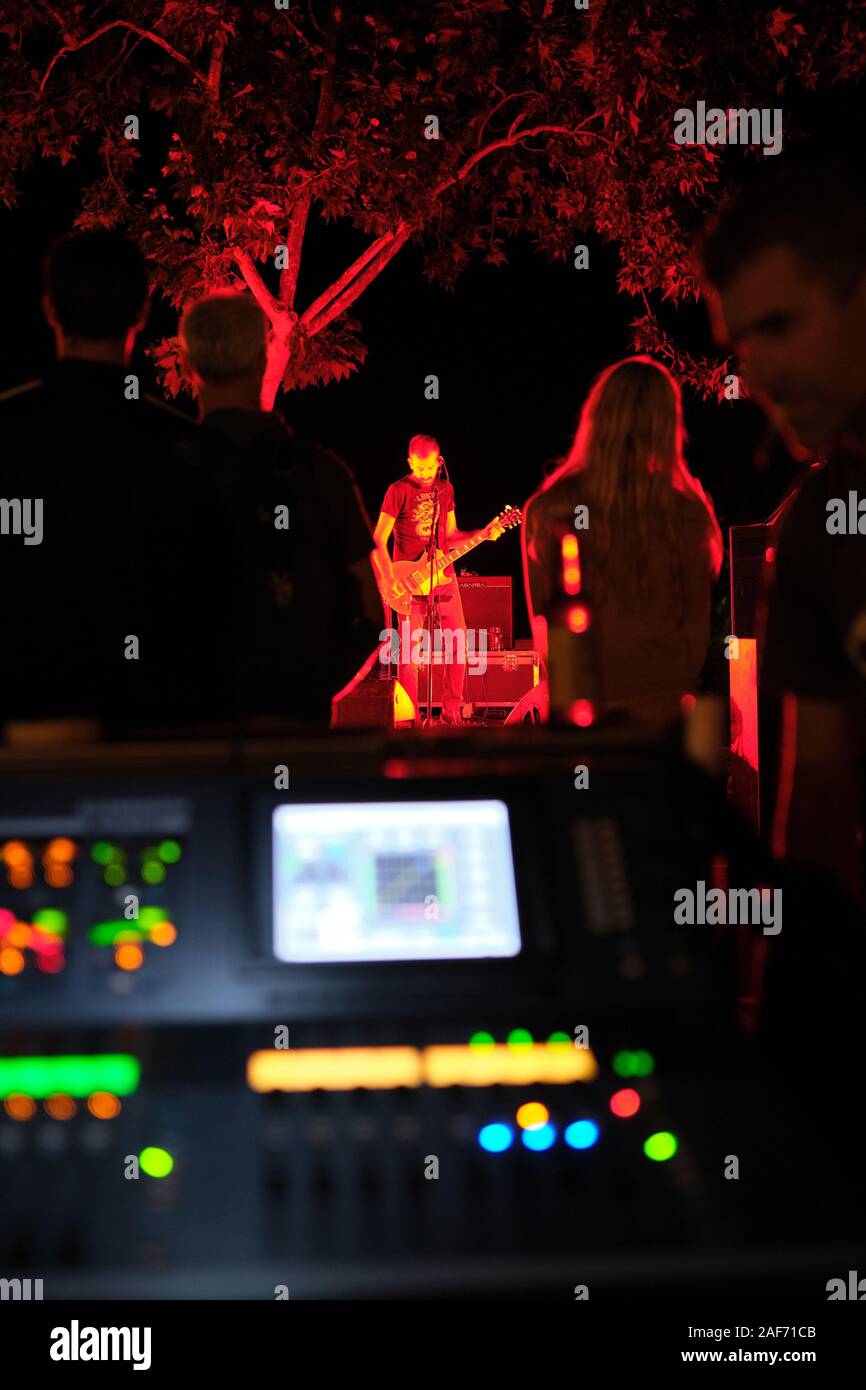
xmin=47 ymin=838 xmax=77 ymax=862
xmin=9 ymin=868 xmax=34 ymax=890
xmin=2 ymin=840 xmax=31 ymax=867
xmin=115 ymin=943 xmax=144 ymax=972
xmin=566 ymin=604 xmax=590 ymax=634
xmin=516 ymin=1102 xmax=550 ymax=1130
xmin=45 ymin=865 xmax=73 ymax=888
xmin=87 ymin=1091 xmax=121 ymax=1120
xmin=45 ymin=1093 xmax=77 ymax=1121
xmin=149 ymin=921 xmax=177 ymax=947
xmin=7 ymin=924 xmax=30 ymax=948
xmin=4 ymin=1094 xmax=36 ymax=1121
xmin=0 ymin=946 xmax=25 ymax=976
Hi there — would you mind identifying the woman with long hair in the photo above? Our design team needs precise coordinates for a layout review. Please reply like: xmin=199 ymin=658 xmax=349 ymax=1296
xmin=522 ymin=355 xmax=723 ymax=725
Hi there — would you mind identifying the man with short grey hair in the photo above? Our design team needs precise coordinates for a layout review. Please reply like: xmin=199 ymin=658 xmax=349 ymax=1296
xmin=180 ymin=291 xmax=382 ymax=723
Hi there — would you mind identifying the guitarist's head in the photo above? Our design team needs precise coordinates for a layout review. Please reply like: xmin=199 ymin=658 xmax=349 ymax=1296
xmin=407 ymin=433 xmax=442 ymax=487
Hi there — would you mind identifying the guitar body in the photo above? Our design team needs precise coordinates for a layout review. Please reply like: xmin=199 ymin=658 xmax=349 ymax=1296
xmin=373 ymin=506 xmax=522 ymax=617
xmin=381 ymin=552 xmax=454 ymax=616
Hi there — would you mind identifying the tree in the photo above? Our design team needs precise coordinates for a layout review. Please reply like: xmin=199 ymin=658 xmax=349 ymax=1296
xmin=1 ymin=0 xmax=863 ymax=405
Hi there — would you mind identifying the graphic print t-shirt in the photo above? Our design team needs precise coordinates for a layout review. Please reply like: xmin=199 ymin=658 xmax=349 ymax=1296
xmin=381 ymin=476 xmax=454 ymax=563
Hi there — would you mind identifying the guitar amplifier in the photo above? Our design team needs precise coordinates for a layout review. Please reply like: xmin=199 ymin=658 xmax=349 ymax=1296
xmin=455 ymin=575 xmax=513 ymax=648
xmin=423 ymin=650 xmax=540 ymax=709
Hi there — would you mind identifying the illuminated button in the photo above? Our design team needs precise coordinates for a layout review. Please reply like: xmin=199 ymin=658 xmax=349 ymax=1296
xmin=140 ymin=1146 xmax=174 ymax=1178
xmin=516 ymin=1102 xmax=549 ymax=1131
xmin=149 ymin=921 xmax=177 ymax=947
xmin=47 ymin=838 xmax=77 ymax=862
xmin=478 ymin=1123 xmax=513 ymax=1153
xmin=115 ymin=943 xmax=143 ymax=972
xmin=4 ymin=1094 xmax=36 ymax=1122
xmin=610 ymin=1088 xmax=641 ymax=1118
xmin=0 ymin=946 xmax=25 ymax=976
xmin=45 ymin=1094 xmax=77 ymax=1121
xmin=644 ymin=1131 xmax=677 ymax=1162
xmin=522 ymin=1122 xmax=556 ymax=1151
xmin=87 ymin=1091 xmax=121 ymax=1120
xmin=564 ymin=1119 xmax=600 ymax=1149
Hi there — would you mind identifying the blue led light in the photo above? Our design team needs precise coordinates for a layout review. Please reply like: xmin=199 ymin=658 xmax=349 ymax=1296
xmin=521 ymin=1122 xmax=556 ymax=1151
xmin=478 ymin=1123 xmax=513 ymax=1153
xmin=564 ymin=1120 xmax=600 ymax=1150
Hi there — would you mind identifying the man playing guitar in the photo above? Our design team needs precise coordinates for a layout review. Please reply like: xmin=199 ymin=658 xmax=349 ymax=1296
xmin=373 ymin=434 xmax=506 ymax=725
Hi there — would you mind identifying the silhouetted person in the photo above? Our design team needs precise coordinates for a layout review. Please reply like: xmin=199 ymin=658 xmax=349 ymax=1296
xmin=522 ymin=356 xmax=723 ymax=727
xmin=702 ymin=161 xmax=866 ymax=906
xmin=0 ymin=229 xmax=234 ymax=734
xmin=179 ymin=291 xmax=381 ymax=724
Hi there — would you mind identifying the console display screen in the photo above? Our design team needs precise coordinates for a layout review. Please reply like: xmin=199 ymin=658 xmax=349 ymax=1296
xmin=272 ymin=800 xmax=521 ymax=963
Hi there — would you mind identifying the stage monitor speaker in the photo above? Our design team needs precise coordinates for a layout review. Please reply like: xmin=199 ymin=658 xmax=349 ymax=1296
xmin=455 ymin=575 xmax=512 ymax=648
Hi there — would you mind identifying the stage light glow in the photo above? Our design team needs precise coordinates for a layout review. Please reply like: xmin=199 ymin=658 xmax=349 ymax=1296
xmin=158 ymin=840 xmax=182 ymax=863
xmin=140 ymin=1146 xmax=174 ymax=1178
xmin=469 ymin=1031 xmax=495 ymax=1051
xmin=516 ymin=1102 xmax=549 ymax=1130
xmin=36 ymin=949 xmax=64 ymax=974
xmin=566 ymin=604 xmax=590 ymax=634
xmin=91 ymin=842 xmax=119 ymax=865
xmin=104 ymin=864 xmax=126 ymax=887
xmin=507 ymin=1029 xmax=533 ymax=1051
xmin=522 ymin=1122 xmax=556 ymax=1151
xmin=569 ymin=699 xmax=594 ymax=727
xmin=0 ymin=1055 xmax=140 ymax=1100
xmin=564 ymin=1119 xmax=600 ymax=1149
xmin=141 ymin=861 xmax=166 ymax=885
xmin=610 ymin=1088 xmax=641 ymax=1118
xmin=644 ymin=1131 xmax=677 ymax=1162
xmin=47 ymin=838 xmax=77 ymax=861
xmin=547 ymin=1031 xmax=572 ymax=1049
xmin=479 ymin=1123 xmax=514 ymax=1153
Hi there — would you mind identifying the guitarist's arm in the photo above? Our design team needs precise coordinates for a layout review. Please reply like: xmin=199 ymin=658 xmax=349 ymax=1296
xmin=373 ymin=512 xmax=397 ymax=582
xmin=446 ymin=509 xmax=506 ymax=545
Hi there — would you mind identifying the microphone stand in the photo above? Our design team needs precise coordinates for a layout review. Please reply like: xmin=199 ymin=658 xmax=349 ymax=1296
xmin=421 ymin=468 xmax=443 ymax=729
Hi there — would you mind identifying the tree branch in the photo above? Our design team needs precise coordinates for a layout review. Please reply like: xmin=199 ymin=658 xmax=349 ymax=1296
xmin=299 ymin=115 xmax=606 ymax=337
xmin=279 ymin=4 xmax=340 ymax=309
xmin=233 ymin=249 xmax=295 ymax=327
xmin=302 ymin=226 xmax=413 ymax=335
xmin=38 ymin=21 xmax=207 ymax=98
xmin=207 ymin=31 xmax=226 ymax=104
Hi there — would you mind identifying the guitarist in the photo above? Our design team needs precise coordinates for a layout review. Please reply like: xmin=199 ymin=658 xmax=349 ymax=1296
xmin=373 ymin=434 xmax=504 ymax=725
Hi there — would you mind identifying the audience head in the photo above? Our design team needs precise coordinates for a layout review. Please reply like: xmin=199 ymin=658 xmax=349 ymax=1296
xmin=42 ymin=229 xmax=149 ymax=364
xmin=555 ymin=356 xmax=685 ymax=492
xmin=180 ymin=291 xmax=268 ymax=413
xmin=700 ymin=160 xmax=866 ymax=451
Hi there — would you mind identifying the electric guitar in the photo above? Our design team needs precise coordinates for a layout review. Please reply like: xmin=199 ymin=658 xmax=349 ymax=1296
xmin=373 ymin=506 xmax=522 ymax=616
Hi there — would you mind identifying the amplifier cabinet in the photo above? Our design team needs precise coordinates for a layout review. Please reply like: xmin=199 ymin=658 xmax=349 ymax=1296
xmin=455 ymin=575 xmax=513 ymax=648
xmin=423 ymin=649 xmax=539 ymax=708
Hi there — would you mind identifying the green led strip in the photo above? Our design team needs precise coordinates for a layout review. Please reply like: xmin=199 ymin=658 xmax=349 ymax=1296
xmin=0 ymin=1054 xmax=140 ymax=1099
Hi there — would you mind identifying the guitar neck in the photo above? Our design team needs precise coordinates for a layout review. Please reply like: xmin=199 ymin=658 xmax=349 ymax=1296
xmin=441 ymin=530 xmax=489 ymax=568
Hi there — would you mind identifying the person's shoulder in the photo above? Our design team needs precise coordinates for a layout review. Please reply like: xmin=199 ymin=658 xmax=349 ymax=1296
xmin=140 ymin=392 xmax=198 ymax=441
